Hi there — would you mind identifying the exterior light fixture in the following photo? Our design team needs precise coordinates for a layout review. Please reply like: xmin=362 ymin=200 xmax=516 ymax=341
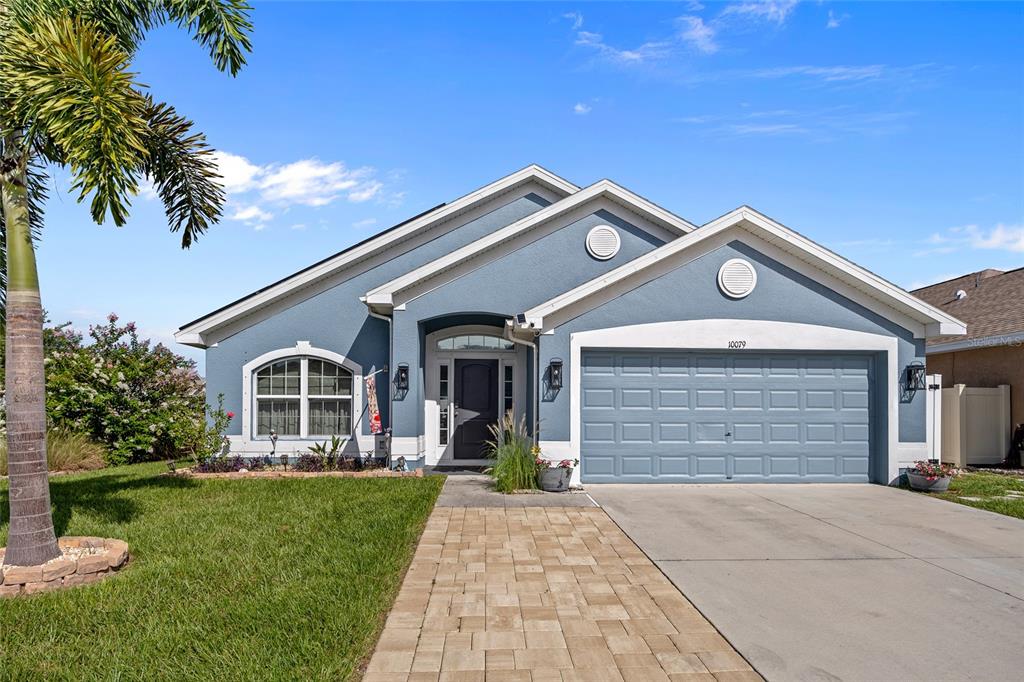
xmin=905 ymin=362 xmax=926 ymax=391
xmin=549 ymin=358 xmax=564 ymax=390
xmin=396 ymin=363 xmax=410 ymax=391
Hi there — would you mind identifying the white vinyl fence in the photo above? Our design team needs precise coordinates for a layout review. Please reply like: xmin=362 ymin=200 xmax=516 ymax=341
xmin=941 ymin=384 xmax=1011 ymax=466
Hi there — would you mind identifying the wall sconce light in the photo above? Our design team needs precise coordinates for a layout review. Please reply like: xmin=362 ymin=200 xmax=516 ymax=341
xmin=395 ymin=363 xmax=410 ymax=391
xmin=905 ymin=362 xmax=926 ymax=391
xmin=549 ymin=358 xmax=564 ymax=390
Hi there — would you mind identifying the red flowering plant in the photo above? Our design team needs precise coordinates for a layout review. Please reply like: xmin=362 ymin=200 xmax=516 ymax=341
xmin=534 ymin=454 xmax=579 ymax=470
xmin=910 ymin=460 xmax=957 ymax=481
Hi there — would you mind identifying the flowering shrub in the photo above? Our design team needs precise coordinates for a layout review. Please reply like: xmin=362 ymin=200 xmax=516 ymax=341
xmin=41 ymin=314 xmax=212 ymax=465
xmin=911 ymin=460 xmax=957 ymax=481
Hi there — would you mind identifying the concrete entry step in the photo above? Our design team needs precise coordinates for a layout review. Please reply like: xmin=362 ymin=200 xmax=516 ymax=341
xmin=435 ymin=474 xmax=597 ymax=508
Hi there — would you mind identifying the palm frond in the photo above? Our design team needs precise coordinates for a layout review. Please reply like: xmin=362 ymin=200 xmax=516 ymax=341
xmin=157 ymin=0 xmax=253 ymax=75
xmin=140 ymin=97 xmax=224 ymax=248
xmin=1 ymin=11 xmax=150 ymax=226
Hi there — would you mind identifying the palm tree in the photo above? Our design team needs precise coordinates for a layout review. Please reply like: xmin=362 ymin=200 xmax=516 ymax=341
xmin=0 ymin=0 xmax=252 ymax=566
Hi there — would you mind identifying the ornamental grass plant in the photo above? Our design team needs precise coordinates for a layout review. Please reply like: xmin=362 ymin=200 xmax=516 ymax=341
xmin=485 ymin=411 xmax=537 ymax=493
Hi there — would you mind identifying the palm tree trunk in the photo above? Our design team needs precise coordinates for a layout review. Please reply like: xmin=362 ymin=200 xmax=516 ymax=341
xmin=1 ymin=145 xmax=59 ymax=566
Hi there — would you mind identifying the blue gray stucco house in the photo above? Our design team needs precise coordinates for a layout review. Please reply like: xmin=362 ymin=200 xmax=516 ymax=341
xmin=176 ymin=166 xmax=965 ymax=484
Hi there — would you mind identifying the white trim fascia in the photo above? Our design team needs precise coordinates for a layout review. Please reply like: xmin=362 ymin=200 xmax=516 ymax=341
xmin=925 ymin=331 xmax=1024 ymax=355
xmin=363 ymin=180 xmax=697 ymax=311
xmin=518 ymin=207 xmax=967 ymax=339
xmin=239 ymin=342 xmax=365 ymax=451
xmin=566 ymin=320 xmax=905 ymax=484
xmin=175 ymin=165 xmax=578 ymax=347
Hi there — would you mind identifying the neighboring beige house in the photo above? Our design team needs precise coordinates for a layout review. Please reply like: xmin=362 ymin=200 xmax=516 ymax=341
xmin=913 ymin=268 xmax=1024 ymax=428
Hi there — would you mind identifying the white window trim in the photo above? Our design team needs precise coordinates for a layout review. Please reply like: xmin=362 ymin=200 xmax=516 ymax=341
xmin=240 ymin=342 xmax=364 ymax=452
xmin=561 ymin=320 xmax=910 ymax=486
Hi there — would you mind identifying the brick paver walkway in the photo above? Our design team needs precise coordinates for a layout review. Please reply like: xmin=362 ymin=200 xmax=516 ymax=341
xmin=363 ymin=507 xmax=761 ymax=682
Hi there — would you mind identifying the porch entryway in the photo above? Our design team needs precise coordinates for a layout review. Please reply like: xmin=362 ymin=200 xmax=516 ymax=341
xmin=424 ymin=322 xmax=530 ymax=467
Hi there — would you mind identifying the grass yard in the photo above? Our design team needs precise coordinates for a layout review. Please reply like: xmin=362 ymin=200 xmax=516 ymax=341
xmin=916 ymin=470 xmax=1024 ymax=520
xmin=1 ymin=462 xmax=444 ymax=680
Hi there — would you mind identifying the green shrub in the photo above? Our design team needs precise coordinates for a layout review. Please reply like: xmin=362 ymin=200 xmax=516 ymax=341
xmin=42 ymin=314 xmax=208 ymax=465
xmin=485 ymin=412 xmax=538 ymax=493
xmin=0 ymin=429 xmax=106 ymax=476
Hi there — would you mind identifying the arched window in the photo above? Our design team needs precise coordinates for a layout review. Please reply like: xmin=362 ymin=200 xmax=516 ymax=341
xmin=255 ymin=357 xmax=353 ymax=436
xmin=436 ymin=333 xmax=514 ymax=351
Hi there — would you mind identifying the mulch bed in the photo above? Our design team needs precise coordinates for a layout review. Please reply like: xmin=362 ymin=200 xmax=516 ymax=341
xmin=177 ymin=468 xmax=424 ymax=480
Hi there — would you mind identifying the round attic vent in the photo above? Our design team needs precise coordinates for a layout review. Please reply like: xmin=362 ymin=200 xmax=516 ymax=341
xmin=586 ymin=225 xmax=621 ymax=260
xmin=718 ymin=258 xmax=757 ymax=299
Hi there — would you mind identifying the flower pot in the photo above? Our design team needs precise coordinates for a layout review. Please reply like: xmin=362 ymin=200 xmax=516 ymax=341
xmin=538 ymin=467 xmax=572 ymax=492
xmin=907 ymin=471 xmax=951 ymax=492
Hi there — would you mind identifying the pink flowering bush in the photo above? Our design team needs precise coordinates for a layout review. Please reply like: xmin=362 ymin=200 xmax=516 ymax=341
xmin=910 ymin=460 xmax=957 ymax=481
xmin=41 ymin=314 xmax=215 ymax=465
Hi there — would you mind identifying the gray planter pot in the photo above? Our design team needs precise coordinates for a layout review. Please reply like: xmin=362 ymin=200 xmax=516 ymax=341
xmin=538 ymin=467 xmax=572 ymax=492
xmin=907 ymin=471 xmax=951 ymax=492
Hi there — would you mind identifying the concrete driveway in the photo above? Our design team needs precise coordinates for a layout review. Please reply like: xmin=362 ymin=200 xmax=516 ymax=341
xmin=588 ymin=484 xmax=1024 ymax=682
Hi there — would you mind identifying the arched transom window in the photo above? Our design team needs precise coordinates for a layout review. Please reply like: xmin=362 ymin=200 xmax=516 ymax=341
xmin=436 ymin=333 xmax=514 ymax=351
xmin=255 ymin=357 xmax=353 ymax=436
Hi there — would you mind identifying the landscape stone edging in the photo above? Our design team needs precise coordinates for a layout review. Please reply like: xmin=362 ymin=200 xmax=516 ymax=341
xmin=1 ymin=537 xmax=129 ymax=597
xmin=181 ymin=468 xmax=425 ymax=480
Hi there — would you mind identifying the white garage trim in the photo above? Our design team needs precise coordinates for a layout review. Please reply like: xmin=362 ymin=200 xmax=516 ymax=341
xmin=562 ymin=320 xmax=906 ymax=484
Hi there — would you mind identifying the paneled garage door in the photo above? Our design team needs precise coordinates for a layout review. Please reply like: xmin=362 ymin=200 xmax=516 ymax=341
xmin=580 ymin=351 xmax=874 ymax=483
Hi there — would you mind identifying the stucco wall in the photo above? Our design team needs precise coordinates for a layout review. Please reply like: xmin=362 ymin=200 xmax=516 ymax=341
xmin=391 ymin=209 xmax=667 ymax=437
xmin=537 ymin=240 xmax=927 ymax=444
xmin=928 ymin=345 xmax=1024 ymax=426
xmin=206 ymin=192 xmax=552 ymax=438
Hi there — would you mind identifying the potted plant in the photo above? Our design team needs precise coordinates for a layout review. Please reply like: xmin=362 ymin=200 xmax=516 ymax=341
xmin=536 ymin=455 xmax=579 ymax=492
xmin=906 ymin=460 xmax=957 ymax=492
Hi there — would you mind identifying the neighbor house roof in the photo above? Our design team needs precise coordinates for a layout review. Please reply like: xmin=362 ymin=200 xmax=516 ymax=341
xmin=912 ymin=267 xmax=1024 ymax=351
xmin=363 ymin=179 xmax=697 ymax=313
xmin=515 ymin=206 xmax=967 ymax=340
xmin=174 ymin=165 xmax=579 ymax=347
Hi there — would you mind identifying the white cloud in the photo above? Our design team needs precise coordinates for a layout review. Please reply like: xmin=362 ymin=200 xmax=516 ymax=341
xmin=170 ymin=152 xmax=399 ymax=218
xmin=751 ymin=64 xmax=887 ymax=82
xmin=352 ymin=218 xmax=378 ymax=229
xmin=230 ymin=204 xmax=273 ymax=225
xmin=918 ymin=223 xmax=1024 ymax=256
xmin=211 ymin=151 xmax=264 ymax=193
xmin=573 ymin=102 xmax=592 ymax=115
xmin=961 ymin=224 xmax=1024 ymax=252
xmin=570 ymin=1 xmax=798 ymax=67
xmin=259 ymin=159 xmax=381 ymax=206
xmin=290 ymin=223 xmax=307 ymax=231
xmin=826 ymin=9 xmax=848 ymax=29
xmin=574 ymin=30 xmax=670 ymax=65
xmin=675 ymin=106 xmax=913 ymax=139
xmin=562 ymin=11 xmax=584 ymax=30
xmin=677 ymin=16 xmax=718 ymax=54
xmin=721 ymin=1 xmax=799 ymax=26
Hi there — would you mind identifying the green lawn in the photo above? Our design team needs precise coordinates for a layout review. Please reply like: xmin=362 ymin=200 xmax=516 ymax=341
xmin=1 ymin=462 xmax=443 ymax=680
xmin=916 ymin=470 xmax=1024 ymax=520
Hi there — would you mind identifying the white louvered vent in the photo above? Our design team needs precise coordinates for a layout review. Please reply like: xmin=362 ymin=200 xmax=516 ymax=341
xmin=586 ymin=225 xmax=621 ymax=260
xmin=717 ymin=258 xmax=757 ymax=298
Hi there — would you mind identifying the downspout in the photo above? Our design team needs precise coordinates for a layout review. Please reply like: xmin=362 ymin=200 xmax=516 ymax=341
xmin=504 ymin=320 xmax=540 ymax=443
xmin=367 ymin=307 xmax=394 ymax=463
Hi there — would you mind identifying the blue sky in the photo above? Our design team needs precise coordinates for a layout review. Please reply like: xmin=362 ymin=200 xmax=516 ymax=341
xmin=37 ymin=1 xmax=1023 ymax=371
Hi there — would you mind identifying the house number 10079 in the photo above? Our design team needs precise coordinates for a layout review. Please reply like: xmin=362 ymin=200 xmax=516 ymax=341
xmin=728 ymin=340 xmax=747 ymax=349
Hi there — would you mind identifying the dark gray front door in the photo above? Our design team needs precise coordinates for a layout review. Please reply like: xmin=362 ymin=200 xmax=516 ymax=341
xmin=580 ymin=350 xmax=874 ymax=483
xmin=453 ymin=359 xmax=499 ymax=459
